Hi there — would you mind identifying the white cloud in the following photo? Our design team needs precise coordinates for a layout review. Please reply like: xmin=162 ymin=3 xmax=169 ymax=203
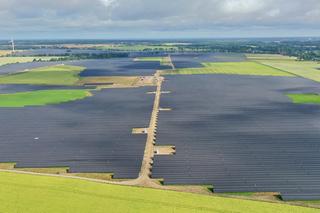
xmin=0 ymin=0 xmax=319 ymax=38
xmin=222 ymin=0 xmax=265 ymax=13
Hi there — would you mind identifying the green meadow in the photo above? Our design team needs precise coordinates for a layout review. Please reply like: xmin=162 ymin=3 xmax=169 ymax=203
xmin=163 ymin=61 xmax=293 ymax=77
xmin=0 ymin=90 xmax=91 ymax=107
xmin=287 ymin=94 xmax=320 ymax=105
xmin=247 ymin=54 xmax=320 ymax=83
xmin=0 ymin=64 xmax=85 ymax=85
xmin=135 ymin=56 xmax=171 ymax=66
xmin=0 ymin=172 xmax=317 ymax=213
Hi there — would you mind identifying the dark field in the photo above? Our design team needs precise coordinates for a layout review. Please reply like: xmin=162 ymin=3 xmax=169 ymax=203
xmin=71 ymin=59 xmax=170 ymax=77
xmin=0 ymin=57 xmax=168 ymax=77
xmin=0 ymin=87 xmax=154 ymax=178
xmin=152 ymin=75 xmax=320 ymax=201
xmin=0 ymin=85 xmax=91 ymax=94
xmin=0 ymin=61 xmax=64 ymax=75
xmin=171 ymin=53 xmax=246 ymax=69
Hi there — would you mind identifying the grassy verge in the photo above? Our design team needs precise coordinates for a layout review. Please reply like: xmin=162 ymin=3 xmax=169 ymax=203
xmin=287 ymin=94 xmax=320 ymax=105
xmin=0 ymin=90 xmax=91 ymax=107
xmin=0 ymin=171 xmax=318 ymax=213
xmin=0 ymin=56 xmax=60 ymax=66
xmin=163 ymin=62 xmax=294 ymax=77
xmin=0 ymin=64 xmax=85 ymax=85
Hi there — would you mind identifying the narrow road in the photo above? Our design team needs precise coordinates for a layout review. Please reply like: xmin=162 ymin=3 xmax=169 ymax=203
xmin=123 ymin=71 xmax=163 ymax=187
xmin=168 ymin=54 xmax=175 ymax=70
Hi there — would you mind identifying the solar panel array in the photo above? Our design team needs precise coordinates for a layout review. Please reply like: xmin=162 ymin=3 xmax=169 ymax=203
xmin=0 ymin=87 xmax=153 ymax=179
xmin=153 ymin=75 xmax=320 ymax=200
xmin=70 ymin=58 xmax=170 ymax=77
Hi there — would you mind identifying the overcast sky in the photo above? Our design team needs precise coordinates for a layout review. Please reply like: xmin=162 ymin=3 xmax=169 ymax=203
xmin=1 ymin=0 xmax=320 ymax=39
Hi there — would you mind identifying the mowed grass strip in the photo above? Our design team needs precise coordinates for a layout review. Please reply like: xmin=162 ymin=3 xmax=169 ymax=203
xmin=0 ymin=172 xmax=317 ymax=213
xmin=0 ymin=90 xmax=91 ymax=107
xmin=163 ymin=62 xmax=294 ymax=77
xmin=287 ymin=94 xmax=320 ymax=105
xmin=0 ymin=64 xmax=85 ymax=85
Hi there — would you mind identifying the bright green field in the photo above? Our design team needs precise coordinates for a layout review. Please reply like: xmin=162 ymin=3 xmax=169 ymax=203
xmin=0 ymin=172 xmax=317 ymax=213
xmin=247 ymin=53 xmax=320 ymax=83
xmin=135 ymin=56 xmax=170 ymax=66
xmin=163 ymin=62 xmax=294 ymax=77
xmin=0 ymin=65 xmax=85 ymax=85
xmin=287 ymin=94 xmax=320 ymax=105
xmin=246 ymin=54 xmax=297 ymax=61
xmin=259 ymin=60 xmax=320 ymax=83
xmin=0 ymin=56 xmax=59 ymax=66
xmin=0 ymin=90 xmax=91 ymax=107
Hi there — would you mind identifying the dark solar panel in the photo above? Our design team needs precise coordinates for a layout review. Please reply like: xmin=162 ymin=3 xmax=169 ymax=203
xmin=153 ymin=74 xmax=320 ymax=200
xmin=0 ymin=87 xmax=154 ymax=179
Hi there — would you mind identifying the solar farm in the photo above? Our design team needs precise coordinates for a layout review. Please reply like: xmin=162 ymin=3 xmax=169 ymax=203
xmin=1 ymin=51 xmax=320 ymax=211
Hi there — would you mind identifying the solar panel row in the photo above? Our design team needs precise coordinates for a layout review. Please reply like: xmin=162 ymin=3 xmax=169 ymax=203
xmin=153 ymin=74 xmax=320 ymax=200
xmin=0 ymin=87 xmax=154 ymax=179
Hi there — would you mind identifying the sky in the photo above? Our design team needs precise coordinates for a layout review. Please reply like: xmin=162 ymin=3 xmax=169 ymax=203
xmin=1 ymin=0 xmax=320 ymax=39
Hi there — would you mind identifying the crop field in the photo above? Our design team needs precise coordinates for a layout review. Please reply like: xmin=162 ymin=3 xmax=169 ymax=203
xmin=0 ymin=87 xmax=153 ymax=178
xmin=1 ymin=172 xmax=316 ymax=213
xmin=0 ymin=90 xmax=91 ymax=107
xmin=247 ymin=54 xmax=320 ymax=83
xmin=246 ymin=54 xmax=297 ymax=61
xmin=153 ymin=74 xmax=320 ymax=201
xmin=259 ymin=60 xmax=320 ymax=83
xmin=163 ymin=61 xmax=293 ymax=77
xmin=0 ymin=56 xmax=59 ymax=66
xmin=0 ymin=50 xmax=13 ymax=56
xmin=0 ymin=64 xmax=85 ymax=85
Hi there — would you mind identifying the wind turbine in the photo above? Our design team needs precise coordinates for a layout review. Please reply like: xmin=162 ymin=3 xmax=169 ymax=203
xmin=9 ymin=38 xmax=15 ymax=53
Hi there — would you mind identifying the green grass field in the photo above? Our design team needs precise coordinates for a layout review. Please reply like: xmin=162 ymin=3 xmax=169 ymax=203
xmin=0 ymin=64 xmax=85 ymax=85
xmin=287 ymin=94 xmax=320 ymax=105
xmin=163 ymin=62 xmax=294 ymax=77
xmin=0 ymin=56 xmax=59 ymax=66
xmin=0 ymin=171 xmax=317 ymax=213
xmin=246 ymin=54 xmax=297 ymax=61
xmin=258 ymin=60 xmax=320 ymax=83
xmin=0 ymin=90 xmax=91 ymax=107
xmin=135 ymin=56 xmax=171 ymax=66
xmin=247 ymin=54 xmax=320 ymax=83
